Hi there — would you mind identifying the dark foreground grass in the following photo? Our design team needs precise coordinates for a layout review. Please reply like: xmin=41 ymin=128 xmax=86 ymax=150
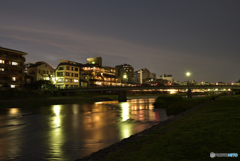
xmin=0 ymin=94 xmax=118 ymax=109
xmin=105 ymin=96 xmax=240 ymax=161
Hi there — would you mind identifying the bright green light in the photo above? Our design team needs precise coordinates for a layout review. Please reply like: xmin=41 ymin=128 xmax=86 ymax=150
xmin=123 ymin=75 xmax=127 ymax=79
xmin=92 ymin=61 xmax=95 ymax=64
xmin=186 ymin=72 xmax=191 ymax=77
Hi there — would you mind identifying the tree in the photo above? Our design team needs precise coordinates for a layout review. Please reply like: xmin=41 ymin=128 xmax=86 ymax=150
xmin=29 ymin=80 xmax=60 ymax=95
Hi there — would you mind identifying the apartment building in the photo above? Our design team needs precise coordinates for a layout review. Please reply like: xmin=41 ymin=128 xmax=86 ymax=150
xmin=134 ymin=68 xmax=156 ymax=84
xmin=54 ymin=60 xmax=81 ymax=88
xmin=87 ymin=57 xmax=102 ymax=67
xmin=115 ymin=64 xmax=134 ymax=83
xmin=0 ymin=47 xmax=27 ymax=88
xmin=157 ymin=74 xmax=173 ymax=83
xmin=27 ymin=61 xmax=54 ymax=82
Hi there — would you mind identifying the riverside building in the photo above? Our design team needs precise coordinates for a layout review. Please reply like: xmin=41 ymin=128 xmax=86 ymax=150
xmin=0 ymin=47 xmax=27 ymax=89
xmin=54 ymin=60 xmax=81 ymax=88
xmin=115 ymin=64 xmax=134 ymax=84
xmin=81 ymin=64 xmax=120 ymax=86
xmin=27 ymin=61 xmax=54 ymax=82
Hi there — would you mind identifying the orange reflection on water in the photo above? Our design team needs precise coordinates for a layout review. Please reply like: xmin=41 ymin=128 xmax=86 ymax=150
xmin=120 ymin=102 xmax=130 ymax=122
xmin=9 ymin=108 xmax=19 ymax=114
xmin=119 ymin=123 xmax=132 ymax=140
xmin=49 ymin=105 xmax=64 ymax=159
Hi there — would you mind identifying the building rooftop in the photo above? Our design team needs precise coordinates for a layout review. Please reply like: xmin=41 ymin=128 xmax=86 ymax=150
xmin=0 ymin=46 xmax=28 ymax=55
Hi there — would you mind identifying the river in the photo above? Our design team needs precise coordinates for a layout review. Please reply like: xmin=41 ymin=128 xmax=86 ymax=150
xmin=0 ymin=96 xmax=169 ymax=161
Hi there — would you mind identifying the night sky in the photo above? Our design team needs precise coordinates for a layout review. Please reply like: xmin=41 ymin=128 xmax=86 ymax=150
xmin=1 ymin=0 xmax=240 ymax=83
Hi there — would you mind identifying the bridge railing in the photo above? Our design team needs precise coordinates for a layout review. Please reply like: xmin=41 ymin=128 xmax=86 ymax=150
xmin=59 ymin=84 xmax=240 ymax=92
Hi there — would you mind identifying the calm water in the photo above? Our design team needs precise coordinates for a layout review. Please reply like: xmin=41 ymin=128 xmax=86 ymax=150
xmin=0 ymin=97 xmax=168 ymax=161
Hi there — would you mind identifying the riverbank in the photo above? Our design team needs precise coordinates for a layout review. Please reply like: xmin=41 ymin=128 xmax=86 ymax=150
xmin=0 ymin=94 xmax=119 ymax=109
xmin=76 ymin=95 xmax=240 ymax=161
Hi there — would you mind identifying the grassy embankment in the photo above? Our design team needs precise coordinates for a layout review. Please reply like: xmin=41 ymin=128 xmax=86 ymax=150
xmin=153 ymin=94 xmax=215 ymax=115
xmin=105 ymin=95 xmax=240 ymax=161
xmin=0 ymin=92 xmax=119 ymax=109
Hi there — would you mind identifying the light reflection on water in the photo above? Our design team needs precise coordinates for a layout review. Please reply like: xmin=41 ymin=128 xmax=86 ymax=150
xmin=0 ymin=97 xmax=168 ymax=161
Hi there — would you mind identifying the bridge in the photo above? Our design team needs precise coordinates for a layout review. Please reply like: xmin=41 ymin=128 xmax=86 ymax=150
xmin=60 ymin=85 xmax=240 ymax=102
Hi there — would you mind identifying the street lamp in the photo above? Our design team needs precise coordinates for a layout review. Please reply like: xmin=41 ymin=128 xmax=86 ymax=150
xmin=186 ymin=72 xmax=191 ymax=84
xmin=186 ymin=72 xmax=191 ymax=98
xmin=123 ymin=74 xmax=128 ymax=85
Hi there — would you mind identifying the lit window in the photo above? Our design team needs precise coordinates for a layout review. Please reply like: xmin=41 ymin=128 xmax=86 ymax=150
xmin=74 ymin=79 xmax=78 ymax=83
xmin=0 ymin=60 xmax=4 ymax=64
xmin=0 ymin=68 xmax=4 ymax=71
xmin=11 ymin=85 xmax=16 ymax=88
xmin=58 ymin=79 xmax=63 ymax=83
xmin=12 ymin=62 xmax=18 ymax=66
xmin=12 ymin=77 xmax=16 ymax=81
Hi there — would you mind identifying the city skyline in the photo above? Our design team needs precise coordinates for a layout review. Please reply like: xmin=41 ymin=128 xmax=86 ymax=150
xmin=1 ymin=0 xmax=240 ymax=83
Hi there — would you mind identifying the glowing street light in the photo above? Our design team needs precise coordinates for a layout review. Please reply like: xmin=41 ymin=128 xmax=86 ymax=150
xmin=122 ymin=74 xmax=128 ymax=84
xmin=186 ymin=72 xmax=191 ymax=98
xmin=186 ymin=72 xmax=191 ymax=84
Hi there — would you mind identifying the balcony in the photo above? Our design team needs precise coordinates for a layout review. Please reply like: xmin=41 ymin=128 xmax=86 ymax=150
xmin=0 ymin=63 xmax=24 ymax=69
xmin=0 ymin=71 xmax=23 ymax=76
xmin=0 ymin=53 xmax=25 ymax=62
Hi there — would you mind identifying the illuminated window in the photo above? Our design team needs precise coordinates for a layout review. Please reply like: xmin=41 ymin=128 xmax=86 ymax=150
xmin=11 ymin=85 xmax=16 ymax=88
xmin=58 ymin=79 xmax=63 ymax=83
xmin=12 ymin=77 xmax=16 ymax=81
xmin=12 ymin=62 xmax=18 ymax=66
xmin=65 ymin=79 xmax=68 ymax=82
xmin=0 ymin=68 xmax=4 ymax=71
xmin=0 ymin=60 xmax=4 ymax=64
xmin=74 ymin=79 xmax=78 ymax=83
